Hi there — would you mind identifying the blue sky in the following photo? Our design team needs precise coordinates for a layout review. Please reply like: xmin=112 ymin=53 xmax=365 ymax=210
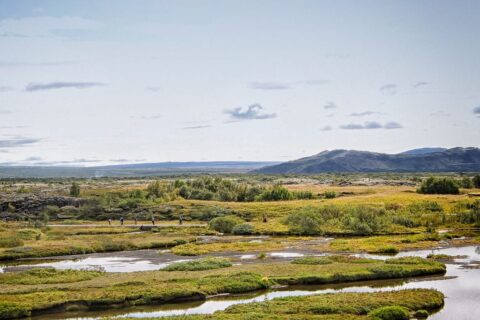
xmin=0 ymin=0 xmax=479 ymax=166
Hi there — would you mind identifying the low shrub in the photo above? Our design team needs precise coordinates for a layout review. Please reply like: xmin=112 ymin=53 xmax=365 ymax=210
xmin=285 ymin=208 xmax=324 ymax=235
xmin=386 ymin=257 xmax=436 ymax=265
xmin=414 ymin=309 xmax=429 ymax=318
xmin=163 ymin=257 xmax=232 ymax=271
xmin=209 ymin=216 xmax=244 ymax=233
xmin=171 ymin=243 xmax=209 ymax=256
xmin=16 ymin=228 xmax=42 ymax=240
xmin=342 ymin=205 xmax=387 ymax=235
xmin=257 ymin=186 xmax=293 ymax=201
xmin=291 ymin=256 xmax=332 ymax=265
xmin=257 ymin=252 xmax=267 ymax=259
xmin=0 ymin=236 xmax=23 ymax=248
xmin=474 ymin=175 xmax=480 ymax=188
xmin=324 ymin=191 xmax=336 ymax=199
xmin=328 ymin=255 xmax=377 ymax=264
xmin=232 ymin=223 xmax=254 ymax=235
xmin=372 ymin=246 xmax=399 ymax=255
xmin=368 ymin=305 xmax=410 ymax=320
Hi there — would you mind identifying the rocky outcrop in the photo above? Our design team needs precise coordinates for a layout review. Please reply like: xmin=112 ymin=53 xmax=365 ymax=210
xmin=0 ymin=193 xmax=85 ymax=214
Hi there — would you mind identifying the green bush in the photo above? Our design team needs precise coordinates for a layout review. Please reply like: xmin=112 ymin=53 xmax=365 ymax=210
xmin=209 ymin=215 xmax=244 ymax=233
xmin=342 ymin=206 xmax=387 ymax=235
xmin=417 ymin=177 xmax=459 ymax=194
xmin=368 ymin=305 xmax=410 ymax=320
xmin=386 ymin=257 xmax=435 ymax=265
xmin=69 ymin=182 xmax=81 ymax=197
xmin=473 ymin=175 xmax=480 ymax=188
xmin=460 ymin=177 xmax=474 ymax=188
xmin=0 ymin=302 xmax=31 ymax=319
xmin=414 ymin=309 xmax=429 ymax=318
xmin=16 ymin=228 xmax=42 ymax=240
xmin=257 ymin=186 xmax=293 ymax=201
xmin=163 ymin=257 xmax=232 ymax=271
xmin=293 ymin=190 xmax=315 ymax=199
xmin=232 ymin=223 xmax=254 ymax=235
xmin=373 ymin=246 xmax=399 ymax=255
xmin=457 ymin=200 xmax=480 ymax=224
xmin=0 ymin=237 xmax=23 ymax=248
xmin=324 ymin=191 xmax=337 ymax=199
xmin=285 ymin=208 xmax=324 ymax=235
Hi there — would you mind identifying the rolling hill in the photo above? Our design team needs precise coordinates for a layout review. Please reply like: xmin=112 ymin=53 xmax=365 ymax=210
xmin=253 ymin=147 xmax=480 ymax=174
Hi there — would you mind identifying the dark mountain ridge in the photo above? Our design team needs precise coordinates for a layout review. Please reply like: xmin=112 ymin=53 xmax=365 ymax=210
xmin=253 ymin=147 xmax=480 ymax=173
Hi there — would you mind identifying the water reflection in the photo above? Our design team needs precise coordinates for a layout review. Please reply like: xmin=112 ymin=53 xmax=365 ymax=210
xmin=0 ymin=250 xmax=193 ymax=273
xmin=27 ymin=245 xmax=480 ymax=320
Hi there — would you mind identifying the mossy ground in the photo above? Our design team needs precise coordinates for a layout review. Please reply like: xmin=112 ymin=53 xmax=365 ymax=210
xmin=0 ymin=225 xmax=202 ymax=260
xmin=112 ymin=289 xmax=443 ymax=320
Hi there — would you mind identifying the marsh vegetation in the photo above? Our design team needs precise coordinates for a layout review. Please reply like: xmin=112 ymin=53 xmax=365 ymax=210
xmin=1 ymin=173 xmax=480 ymax=319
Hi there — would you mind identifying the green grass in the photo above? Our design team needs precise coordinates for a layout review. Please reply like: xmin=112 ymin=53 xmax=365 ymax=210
xmin=292 ymin=255 xmax=377 ymax=265
xmin=170 ymin=241 xmax=287 ymax=256
xmin=427 ymin=254 xmax=467 ymax=261
xmin=291 ymin=256 xmax=333 ymax=265
xmin=328 ymin=233 xmax=479 ymax=253
xmin=163 ymin=258 xmax=232 ymax=271
xmin=0 ymin=231 xmax=196 ymax=261
xmin=0 ymin=268 xmax=103 ymax=285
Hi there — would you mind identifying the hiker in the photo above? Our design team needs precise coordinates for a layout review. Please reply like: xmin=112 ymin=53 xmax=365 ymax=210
xmin=179 ymin=214 xmax=183 ymax=225
xmin=108 ymin=218 xmax=112 ymax=225
xmin=120 ymin=217 xmax=124 ymax=225
xmin=134 ymin=217 xmax=138 ymax=225
xmin=151 ymin=216 xmax=155 ymax=225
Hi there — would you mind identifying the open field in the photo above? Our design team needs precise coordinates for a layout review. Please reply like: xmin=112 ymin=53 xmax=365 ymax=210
xmin=1 ymin=175 xmax=480 ymax=319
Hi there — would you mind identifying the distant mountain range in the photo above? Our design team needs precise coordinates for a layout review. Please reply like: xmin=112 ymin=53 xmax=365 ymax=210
xmin=2 ymin=147 xmax=479 ymax=178
xmin=398 ymin=147 xmax=447 ymax=155
xmin=0 ymin=161 xmax=279 ymax=178
xmin=253 ymin=147 xmax=480 ymax=174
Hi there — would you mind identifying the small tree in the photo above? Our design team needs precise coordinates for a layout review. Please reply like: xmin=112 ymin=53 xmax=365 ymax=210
xmin=209 ymin=216 xmax=243 ymax=233
xmin=417 ymin=177 xmax=459 ymax=195
xmin=473 ymin=175 xmax=480 ymax=188
xmin=285 ymin=208 xmax=324 ymax=235
xmin=69 ymin=182 xmax=81 ymax=197
xmin=461 ymin=177 xmax=473 ymax=189
xmin=146 ymin=181 xmax=162 ymax=198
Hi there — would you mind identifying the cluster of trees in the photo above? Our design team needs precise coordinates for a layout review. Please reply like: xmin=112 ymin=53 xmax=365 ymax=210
xmin=284 ymin=200 xmax=458 ymax=236
xmin=417 ymin=175 xmax=480 ymax=195
xmin=285 ymin=205 xmax=389 ymax=236
xmin=174 ymin=177 xmax=314 ymax=202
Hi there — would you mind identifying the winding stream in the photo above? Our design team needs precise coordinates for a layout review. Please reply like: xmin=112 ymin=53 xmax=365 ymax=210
xmin=22 ymin=245 xmax=480 ymax=320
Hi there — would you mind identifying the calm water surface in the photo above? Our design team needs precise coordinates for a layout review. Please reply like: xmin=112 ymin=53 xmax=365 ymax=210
xmin=26 ymin=245 xmax=480 ymax=320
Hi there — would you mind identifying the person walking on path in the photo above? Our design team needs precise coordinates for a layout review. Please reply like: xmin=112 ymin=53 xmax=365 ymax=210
xmin=120 ymin=217 xmax=124 ymax=225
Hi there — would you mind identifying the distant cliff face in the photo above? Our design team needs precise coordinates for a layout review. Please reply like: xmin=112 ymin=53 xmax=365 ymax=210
xmin=253 ymin=147 xmax=480 ymax=173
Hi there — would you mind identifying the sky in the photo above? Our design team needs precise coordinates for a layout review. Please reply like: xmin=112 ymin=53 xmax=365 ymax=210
xmin=0 ymin=0 xmax=479 ymax=166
